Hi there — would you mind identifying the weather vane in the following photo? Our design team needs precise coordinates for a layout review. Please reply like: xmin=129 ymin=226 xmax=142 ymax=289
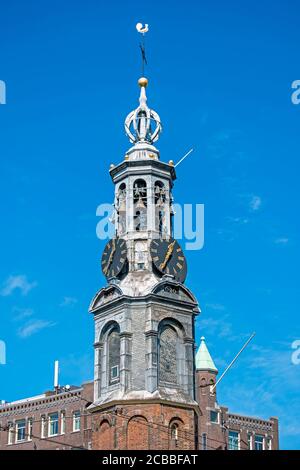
xmin=136 ymin=22 xmax=149 ymax=76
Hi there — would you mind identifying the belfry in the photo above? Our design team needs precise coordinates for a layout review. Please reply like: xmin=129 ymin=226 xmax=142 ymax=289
xmin=88 ymin=76 xmax=200 ymax=450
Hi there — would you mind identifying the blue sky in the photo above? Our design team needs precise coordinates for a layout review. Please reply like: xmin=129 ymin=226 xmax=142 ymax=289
xmin=0 ymin=0 xmax=299 ymax=450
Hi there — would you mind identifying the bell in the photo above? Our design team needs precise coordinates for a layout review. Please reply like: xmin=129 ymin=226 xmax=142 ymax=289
xmin=156 ymin=195 xmax=164 ymax=208
xmin=136 ymin=196 xmax=146 ymax=209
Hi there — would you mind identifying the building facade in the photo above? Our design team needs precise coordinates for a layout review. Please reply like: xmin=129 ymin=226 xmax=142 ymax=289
xmin=0 ymin=382 xmax=93 ymax=450
xmin=0 ymin=77 xmax=279 ymax=451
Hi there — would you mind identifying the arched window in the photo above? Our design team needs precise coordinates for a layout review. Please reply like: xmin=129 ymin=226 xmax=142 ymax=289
xmin=169 ymin=419 xmax=184 ymax=449
xmin=108 ymin=328 xmax=120 ymax=385
xmin=159 ymin=326 xmax=177 ymax=385
xmin=117 ymin=183 xmax=126 ymax=235
xmin=171 ymin=423 xmax=178 ymax=441
xmin=133 ymin=179 xmax=147 ymax=231
xmin=209 ymin=378 xmax=216 ymax=395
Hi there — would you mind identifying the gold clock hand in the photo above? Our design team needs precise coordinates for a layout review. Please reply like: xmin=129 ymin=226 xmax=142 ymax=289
xmin=159 ymin=240 xmax=176 ymax=270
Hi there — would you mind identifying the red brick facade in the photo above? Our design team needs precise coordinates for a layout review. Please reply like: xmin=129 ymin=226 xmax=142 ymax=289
xmin=0 ymin=382 xmax=93 ymax=450
xmin=91 ymin=403 xmax=198 ymax=450
xmin=196 ymin=369 xmax=279 ymax=450
xmin=0 ymin=377 xmax=279 ymax=450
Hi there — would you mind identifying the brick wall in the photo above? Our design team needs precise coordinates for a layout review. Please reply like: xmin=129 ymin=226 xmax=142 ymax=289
xmin=0 ymin=382 xmax=93 ymax=450
xmin=92 ymin=402 xmax=198 ymax=450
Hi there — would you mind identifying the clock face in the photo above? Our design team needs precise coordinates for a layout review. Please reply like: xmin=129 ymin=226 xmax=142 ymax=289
xmin=150 ymin=237 xmax=187 ymax=283
xmin=101 ymin=238 xmax=127 ymax=279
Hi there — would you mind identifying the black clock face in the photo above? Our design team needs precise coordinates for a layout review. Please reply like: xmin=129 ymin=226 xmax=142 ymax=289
xmin=101 ymin=238 xmax=127 ymax=279
xmin=150 ymin=237 xmax=187 ymax=283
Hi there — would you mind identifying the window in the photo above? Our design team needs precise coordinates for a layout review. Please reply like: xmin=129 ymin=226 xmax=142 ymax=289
xmin=111 ymin=365 xmax=119 ymax=381
xmin=16 ymin=419 xmax=26 ymax=442
xmin=48 ymin=413 xmax=59 ymax=437
xmin=108 ymin=329 xmax=120 ymax=385
xmin=210 ymin=410 xmax=219 ymax=423
xmin=254 ymin=434 xmax=264 ymax=450
xmin=200 ymin=378 xmax=207 ymax=395
xmin=61 ymin=411 xmax=66 ymax=434
xmin=170 ymin=423 xmax=178 ymax=442
xmin=73 ymin=411 xmax=80 ymax=432
xmin=159 ymin=326 xmax=177 ymax=385
xmin=117 ymin=183 xmax=126 ymax=234
xmin=266 ymin=437 xmax=272 ymax=450
xmin=7 ymin=422 xmax=14 ymax=445
xmin=228 ymin=431 xmax=239 ymax=450
xmin=28 ymin=418 xmax=33 ymax=441
xmin=247 ymin=432 xmax=252 ymax=450
xmin=41 ymin=415 xmax=47 ymax=438
xmin=202 ymin=433 xmax=207 ymax=450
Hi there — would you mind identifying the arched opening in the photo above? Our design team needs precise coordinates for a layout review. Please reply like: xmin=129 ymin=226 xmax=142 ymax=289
xmin=209 ymin=378 xmax=216 ymax=395
xmin=98 ymin=321 xmax=121 ymax=393
xmin=169 ymin=419 xmax=184 ymax=450
xmin=117 ymin=183 xmax=126 ymax=235
xmin=201 ymin=377 xmax=207 ymax=396
xmin=133 ymin=179 xmax=147 ymax=231
xmin=154 ymin=181 xmax=166 ymax=235
xmin=108 ymin=329 xmax=120 ymax=385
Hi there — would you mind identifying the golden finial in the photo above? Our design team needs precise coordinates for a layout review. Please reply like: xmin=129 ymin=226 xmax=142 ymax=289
xmin=138 ymin=77 xmax=148 ymax=88
xmin=169 ymin=160 xmax=174 ymax=166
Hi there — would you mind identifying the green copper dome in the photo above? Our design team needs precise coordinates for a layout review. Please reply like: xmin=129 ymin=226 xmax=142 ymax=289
xmin=195 ymin=336 xmax=218 ymax=372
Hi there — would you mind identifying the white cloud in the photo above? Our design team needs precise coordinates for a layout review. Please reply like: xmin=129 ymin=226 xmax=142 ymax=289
xmin=205 ymin=303 xmax=226 ymax=311
xmin=60 ymin=297 xmax=78 ymax=307
xmin=0 ymin=275 xmax=37 ymax=297
xmin=200 ymin=315 xmax=233 ymax=339
xmin=249 ymin=195 xmax=262 ymax=212
xmin=12 ymin=307 xmax=34 ymax=321
xmin=17 ymin=320 xmax=55 ymax=338
xmin=274 ymin=237 xmax=289 ymax=245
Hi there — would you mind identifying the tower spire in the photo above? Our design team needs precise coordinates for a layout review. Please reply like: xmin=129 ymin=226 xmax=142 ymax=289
xmin=124 ymin=78 xmax=162 ymax=147
xmin=124 ymin=23 xmax=162 ymax=150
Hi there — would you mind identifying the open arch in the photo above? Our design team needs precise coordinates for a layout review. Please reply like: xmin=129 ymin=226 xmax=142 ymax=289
xmin=169 ymin=417 xmax=184 ymax=450
xmin=117 ymin=182 xmax=127 ymax=234
xmin=154 ymin=180 xmax=167 ymax=235
xmin=133 ymin=179 xmax=147 ymax=231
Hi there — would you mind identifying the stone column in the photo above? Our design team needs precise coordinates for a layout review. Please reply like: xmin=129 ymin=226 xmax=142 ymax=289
xmin=119 ymin=332 xmax=132 ymax=393
xmin=145 ymin=330 xmax=158 ymax=392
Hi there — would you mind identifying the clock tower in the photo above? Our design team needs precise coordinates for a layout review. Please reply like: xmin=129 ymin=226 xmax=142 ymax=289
xmin=89 ymin=77 xmax=200 ymax=450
